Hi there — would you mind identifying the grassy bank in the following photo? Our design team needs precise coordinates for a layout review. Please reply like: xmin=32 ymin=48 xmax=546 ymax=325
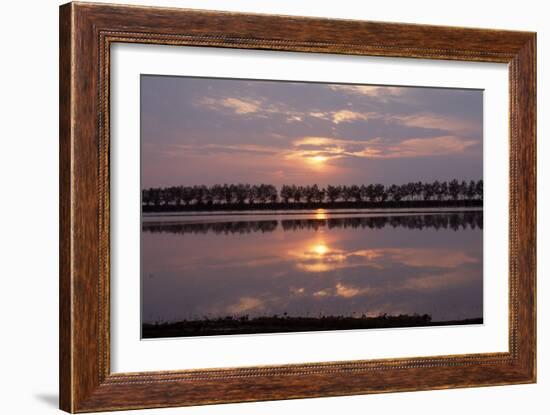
xmin=142 ymin=314 xmax=483 ymax=338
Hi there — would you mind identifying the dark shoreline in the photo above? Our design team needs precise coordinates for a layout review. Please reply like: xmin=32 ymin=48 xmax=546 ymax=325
xmin=142 ymin=315 xmax=483 ymax=339
xmin=143 ymin=199 xmax=482 ymax=213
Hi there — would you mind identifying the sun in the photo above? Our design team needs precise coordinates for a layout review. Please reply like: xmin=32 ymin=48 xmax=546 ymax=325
xmin=311 ymin=155 xmax=328 ymax=163
xmin=307 ymin=155 xmax=328 ymax=167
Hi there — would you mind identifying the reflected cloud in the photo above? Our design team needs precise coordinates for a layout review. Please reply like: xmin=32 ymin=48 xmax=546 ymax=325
xmin=290 ymin=238 xmax=478 ymax=274
xmin=335 ymin=282 xmax=370 ymax=298
xmin=313 ymin=289 xmax=331 ymax=297
xmin=386 ymin=248 xmax=478 ymax=268
xmin=226 ymin=297 xmax=264 ymax=314
xmin=400 ymin=269 xmax=476 ymax=291
xmin=290 ymin=287 xmax=305 ymax=295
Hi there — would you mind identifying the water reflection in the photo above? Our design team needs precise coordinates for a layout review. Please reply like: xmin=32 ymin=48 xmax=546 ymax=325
xmin=141 ymin=212 xmax=483 ymax=334
xmin=290 ymin=241 xmax=478 ymax=274
xmin=142 ymin=211 xmax=482 ymax=235
xmin=314 ymin=208 xmax=328 ymax=220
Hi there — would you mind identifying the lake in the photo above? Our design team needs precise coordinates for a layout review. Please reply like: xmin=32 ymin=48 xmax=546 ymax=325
xmin=141 ymin=209 xmax=483 ymax=337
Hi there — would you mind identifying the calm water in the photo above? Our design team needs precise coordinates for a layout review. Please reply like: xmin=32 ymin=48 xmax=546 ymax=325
xmin=141 ymin=210 xmax=482 ymax=327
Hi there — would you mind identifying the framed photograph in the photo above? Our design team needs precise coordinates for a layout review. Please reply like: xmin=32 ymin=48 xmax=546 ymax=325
xmin=59 ymin=2 xmax=536 ymax=412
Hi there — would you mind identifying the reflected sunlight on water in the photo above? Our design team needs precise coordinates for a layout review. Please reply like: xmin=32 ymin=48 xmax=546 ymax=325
xmin=314 ymin=208 xmax=328 ymax=220
xmin=141 ymin=211 xmax=483 ymax=326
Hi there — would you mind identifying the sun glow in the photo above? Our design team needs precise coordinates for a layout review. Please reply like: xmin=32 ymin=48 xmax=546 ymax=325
xmin=308 ymin=155 xmax=328 ymax=165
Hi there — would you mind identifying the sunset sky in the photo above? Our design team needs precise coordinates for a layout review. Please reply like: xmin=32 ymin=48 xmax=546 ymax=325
xmin=141 ymin=75 xmax=483 ymax=188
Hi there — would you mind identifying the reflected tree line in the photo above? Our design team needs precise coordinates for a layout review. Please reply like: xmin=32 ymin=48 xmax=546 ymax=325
xmin=142 ymin=180 xmax=483 ymax=211
xmin=142 ymin=212 xmax=483 ymax=235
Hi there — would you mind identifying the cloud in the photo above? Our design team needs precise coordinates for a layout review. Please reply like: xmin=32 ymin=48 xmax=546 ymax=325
xmin=196 ymin=94 xmax=378 ymax=126
xmin=195 ymin=95 xmax=304 ymax=122
xmin=332 ymin=110 xmax=374 ymax=124
xmin=198 ymin=97 xmax=262 ymax=114
xmin=167 ymin=143 xmax=281 ymax=157
xmin=159 ymin=132 xmax=478 ymax=177
xmin=185 ymin=87 xmax=481 ymax=171
xmin=313 ymin=289 xmax=331 ymax=298
xmin=390 ymin=113 xmax=481 ymax=135
xmin=307 ymin=109 xmax=379 ymax=125
xmin=328 ymin=84 xmax=406 ymax=99
xmin=221 ymin=97 xmax=261 ymax=114
xmin=290 ymin=135 xmax=478 ymax=163
xmin=293 ymin=137 xmax=338 ymax=147
xmin=309 ymin=111 xmax=330 ymax=119
xmin=384 ymin=136 xmax=479 ymax=158
xmin=195 ymin=92 xmax=479 ymax=139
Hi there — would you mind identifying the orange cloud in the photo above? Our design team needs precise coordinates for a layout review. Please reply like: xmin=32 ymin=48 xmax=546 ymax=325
xmin=195 ymin=95 xmax=305 ymax=122
xmin=328 ymin=84 xmax=405 ymax=99
xmin=384 ymin=248 xmax=478 ymax=268
xmin=335 ymin=282 xmax=370 ymax=298
xmin=198 ymin=97 xmax=262 ymax=114
xmin=311 ymin=283 xmax=372 ymax=299
xmin=290 ymin=242 xmax=478 ymax=274
xmin=382 ymin=136 xmax=479 ymax=158
xmin=313 ymin=289 xmax=331 ymax=297
xmin=332 ymin=110 xmax=374 ymax=124
xmin=390 ymin=113 xmax=481 ymax=135
xmin=291 ymin=135 xmax=477 ymax=161
xmin=399 ymin=269 xmax=479 ymax=291
xmin=226 ymin=297 xmax=264 ymax=314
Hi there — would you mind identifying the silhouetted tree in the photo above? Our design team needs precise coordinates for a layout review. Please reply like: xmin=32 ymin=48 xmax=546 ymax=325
xmin=280 ymin=185 xmax=293 ymax=203
xmin=448 ymin=179 xmax=460 ymax=201
xmin=326 ymin=185 xmax=341 ymax=203
xmin=475 ymin=179 xmax=483 ymax=200
xmin=293 ymin=185 xmax=304 ymax=203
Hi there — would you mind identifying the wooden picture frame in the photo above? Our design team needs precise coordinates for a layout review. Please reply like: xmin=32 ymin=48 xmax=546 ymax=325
xmin=59 ymin=2 xmax=536 ymax=412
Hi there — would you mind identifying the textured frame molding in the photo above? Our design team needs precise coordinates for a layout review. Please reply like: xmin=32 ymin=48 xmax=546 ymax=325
xmin=60 ymin=2 xmax=536 ymax=412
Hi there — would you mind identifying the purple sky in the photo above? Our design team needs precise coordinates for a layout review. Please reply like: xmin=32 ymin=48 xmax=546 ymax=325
xmin=141 ymin=75 xmax=482 ymax=188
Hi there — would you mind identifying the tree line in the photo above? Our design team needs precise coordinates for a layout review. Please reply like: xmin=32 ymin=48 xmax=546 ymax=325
xmin=142 ymin=179 xmax=483 ymax=208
